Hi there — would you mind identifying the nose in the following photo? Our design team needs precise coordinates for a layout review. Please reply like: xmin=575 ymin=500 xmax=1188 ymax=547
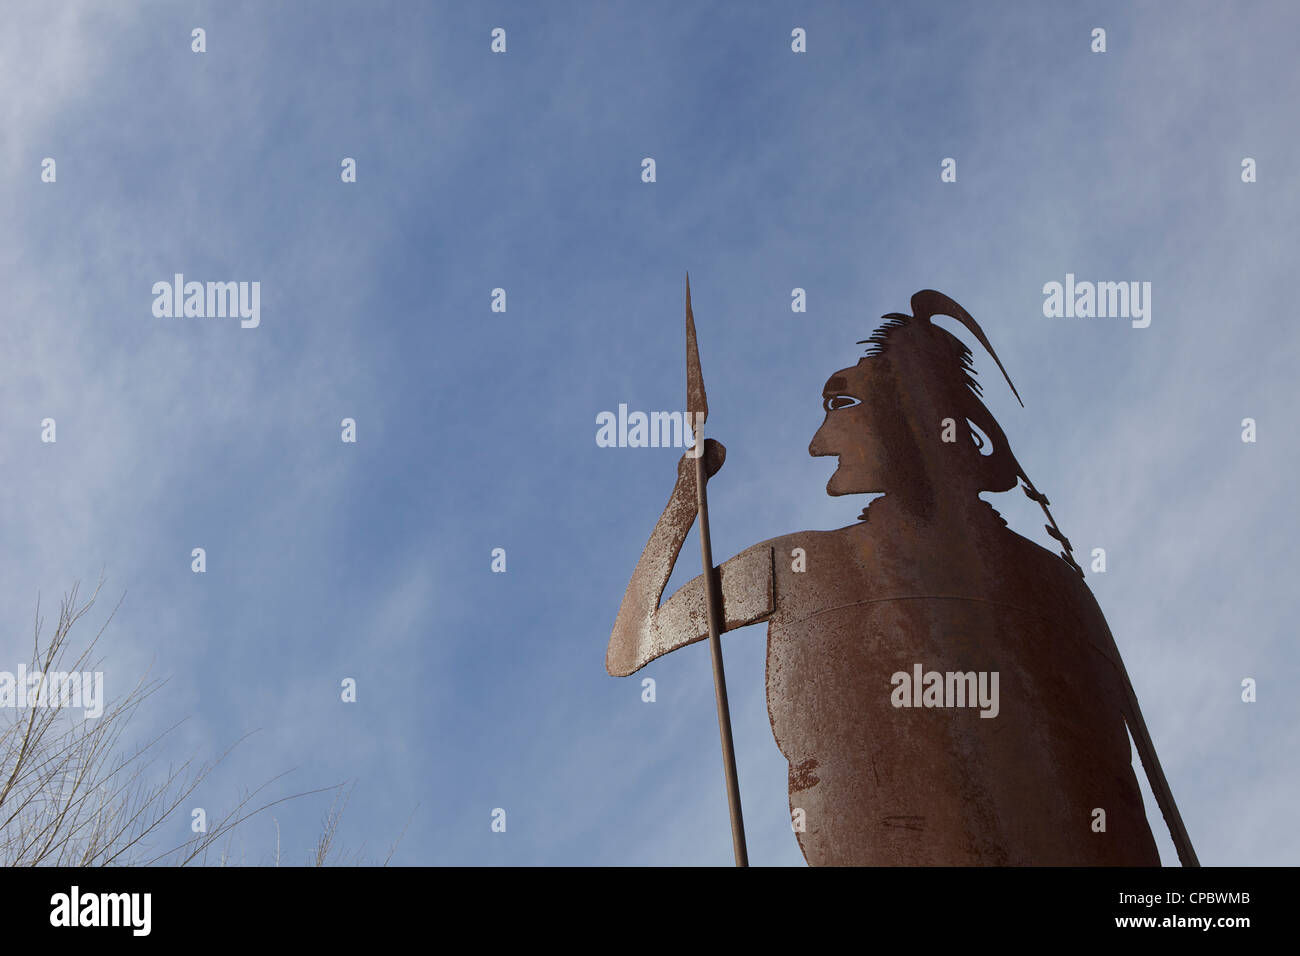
xmin=809 ymin=418 xmax=831 ymax=458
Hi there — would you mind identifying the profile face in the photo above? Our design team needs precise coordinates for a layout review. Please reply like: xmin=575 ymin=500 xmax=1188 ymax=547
xmin=808 ymin=358 xmax=900 ymax=496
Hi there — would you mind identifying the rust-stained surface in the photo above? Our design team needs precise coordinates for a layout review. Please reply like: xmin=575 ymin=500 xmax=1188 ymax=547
xmin=607 ymin=288 xmax=1191 ymax=866
xmin=685 ymin=272 xmax=708 ymax=426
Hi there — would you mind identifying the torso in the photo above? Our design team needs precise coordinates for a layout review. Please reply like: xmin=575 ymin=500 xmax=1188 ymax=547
xmin=762 ymin=501 xmax=1160 ymax=865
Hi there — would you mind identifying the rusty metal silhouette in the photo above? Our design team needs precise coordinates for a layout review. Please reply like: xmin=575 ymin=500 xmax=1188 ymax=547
xmin=607 ymin=282 xmax=1198 ymax=866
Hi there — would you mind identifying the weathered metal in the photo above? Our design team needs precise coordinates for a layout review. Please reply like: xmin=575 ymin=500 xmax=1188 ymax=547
xmin=608 ymin=286 xmax=1196 ymax=866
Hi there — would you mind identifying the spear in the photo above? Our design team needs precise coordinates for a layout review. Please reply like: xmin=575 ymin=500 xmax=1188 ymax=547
xmin=685 ymin=273 xmax=749 ymax=867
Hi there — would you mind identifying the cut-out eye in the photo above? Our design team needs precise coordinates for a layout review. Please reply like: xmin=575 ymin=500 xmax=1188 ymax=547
xmin=823 ymin=394 xmax=861 ymax=412
xmin=967 ymin=419 xmax=994 ymax=456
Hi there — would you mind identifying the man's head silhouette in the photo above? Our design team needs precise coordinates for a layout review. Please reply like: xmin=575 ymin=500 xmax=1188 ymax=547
xmin=810 ymin=290 xmax=1027 ymax=516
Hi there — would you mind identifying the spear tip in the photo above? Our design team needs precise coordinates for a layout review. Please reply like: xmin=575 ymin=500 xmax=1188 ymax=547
xmin=685 ymin=274 xmax=708 ymax=423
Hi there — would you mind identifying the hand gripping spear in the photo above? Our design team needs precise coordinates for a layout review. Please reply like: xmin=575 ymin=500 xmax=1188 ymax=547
xmin=685 ymin=274 xmax=749 ymax=867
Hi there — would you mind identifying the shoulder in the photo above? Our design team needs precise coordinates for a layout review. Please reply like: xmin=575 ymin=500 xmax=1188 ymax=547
xmin=994 ymin=524 xmax=1127 ymax=669
xmin=747 ymin=525 xmax=871 ymax=567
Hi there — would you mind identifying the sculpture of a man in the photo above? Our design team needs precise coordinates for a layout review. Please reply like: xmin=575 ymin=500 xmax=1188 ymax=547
xmin=607 ymin=289 xmax=1188 ymax=866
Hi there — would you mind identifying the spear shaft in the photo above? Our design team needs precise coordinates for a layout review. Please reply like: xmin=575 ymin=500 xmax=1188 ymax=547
xmin=685 ymin=274 xmax=748 ymax=867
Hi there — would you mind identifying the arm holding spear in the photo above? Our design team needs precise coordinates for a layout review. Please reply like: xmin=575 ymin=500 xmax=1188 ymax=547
xmin=606 ymin=276 xmax=778 ymax=866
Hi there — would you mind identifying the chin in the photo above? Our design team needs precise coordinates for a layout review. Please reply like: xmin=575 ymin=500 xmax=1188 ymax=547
xmin=827 ymin=464 xmax=875 ymax=497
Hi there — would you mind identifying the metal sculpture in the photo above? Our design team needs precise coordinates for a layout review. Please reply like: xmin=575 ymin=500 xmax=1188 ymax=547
xmin=606 ymin=279 xmax=1197 ymax=867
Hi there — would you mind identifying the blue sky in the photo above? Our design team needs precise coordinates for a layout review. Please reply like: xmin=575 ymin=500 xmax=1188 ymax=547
xmin=2 ymin=0 xmax=1296 ymax=865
